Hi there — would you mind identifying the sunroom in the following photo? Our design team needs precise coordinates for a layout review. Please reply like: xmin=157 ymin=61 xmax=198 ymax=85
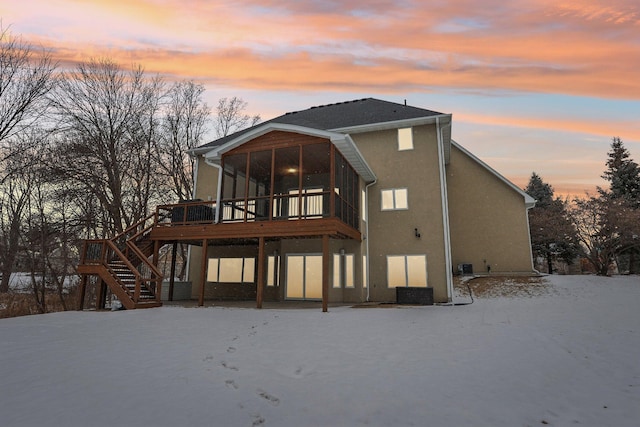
xmin=150 ymin=124 xmax=376 ymax=311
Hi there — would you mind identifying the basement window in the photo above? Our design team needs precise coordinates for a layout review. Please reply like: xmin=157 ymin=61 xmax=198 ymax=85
xmin=207 ymin=257 xmax=255 ymax=283
xmin=333 ymin=253 xmax=355 ymax=288
xmin=387 ymin=255 xmax=427 ymax=288
xmin=267 ymin=255 xmax=280 ymax=287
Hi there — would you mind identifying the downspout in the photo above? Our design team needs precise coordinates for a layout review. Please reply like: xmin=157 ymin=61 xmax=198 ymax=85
xmin=204 ymin=157 xmax=224 ymax=224
xmin=525 ymin=202 xmax=540 ymax=274
xmin=364 ymin=178 xmax=377 ymax=302
xmin=436 ymin=117 xmax=454 ymax=302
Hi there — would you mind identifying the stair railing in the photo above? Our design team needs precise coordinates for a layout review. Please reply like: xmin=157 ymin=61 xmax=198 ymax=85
xmin=79 ymin=213 xmax=163 ymax=304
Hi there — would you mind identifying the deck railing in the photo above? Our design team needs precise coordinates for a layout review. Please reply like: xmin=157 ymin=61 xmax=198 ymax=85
xmin=156 ymin=193 xmax=333 ymax=225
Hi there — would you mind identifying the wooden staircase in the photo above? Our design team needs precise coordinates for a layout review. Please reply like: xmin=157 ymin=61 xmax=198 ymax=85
xmin=77 ymin=214 xmax=163 ymax=310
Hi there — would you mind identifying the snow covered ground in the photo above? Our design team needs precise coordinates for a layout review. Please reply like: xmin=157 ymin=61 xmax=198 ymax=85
xmin=0 ymin=275 xmax=639 ymax=427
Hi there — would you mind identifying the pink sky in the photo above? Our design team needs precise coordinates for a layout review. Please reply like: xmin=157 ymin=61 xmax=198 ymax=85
xmin=2 ymin=0 xmax=639 ymax=196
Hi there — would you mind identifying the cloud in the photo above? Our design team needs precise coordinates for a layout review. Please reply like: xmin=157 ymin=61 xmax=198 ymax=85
xmin=455 ymin=112 xmax=640 ymax=142
xmin=6 ymin=0 xmax=637 ymax=101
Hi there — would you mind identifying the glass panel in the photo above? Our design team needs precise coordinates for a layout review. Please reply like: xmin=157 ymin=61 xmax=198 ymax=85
xmin=333 ymin=254 xmax=341 ymax=288
xmin=387 ymin=256 xmax=406 ymax=287
xmin=398 ymin=127 xmax=413 ymax=151
xmin=302 ymin=143 xmax=330 ymax=191
xmin=345 ymin=254 xmax=354 ymax=288
xmin=267 ymin=256 xmax=275 ymax=286
xmin=243 ymin=258 xmax=255 ymax=283
xmin=395 ymin=189 xmax=408 ymax=209
xmin=249 ymin=150 xmax=272 ymax=221
xmin=222 ymin=153 xmax=248 ymax=199
xmin=219 ymin=258 xmax=244 ymax=283
xmin=305 ymin=256 xmax=323 ymax=299
xmin=286 ymin=255 xmax=304 ymax=298
xmin=381 ymin=190 xmax=394 ymax=210
xmin=274 ymin=146 xmax=300 ymax=220
xmin=207 ymin=258 xmax=219 ymax=282
xmin=406 ymin=255 xmax=427 ymax=287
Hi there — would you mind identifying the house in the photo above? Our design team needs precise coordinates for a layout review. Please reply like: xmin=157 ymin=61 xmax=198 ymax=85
xmin=77 ymin=98 xmax=535 ymax=311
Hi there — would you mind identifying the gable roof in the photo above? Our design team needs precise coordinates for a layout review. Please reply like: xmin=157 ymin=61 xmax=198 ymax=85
xmin=451 ymin=140 xmax=536 ymax=208
xmin=203 ymin=122 xmax=377 ymax=183
xmin=194 ymin=98 xmax=450 ymax=152
xmin=194 ymin=98 xmax=453 ymax=184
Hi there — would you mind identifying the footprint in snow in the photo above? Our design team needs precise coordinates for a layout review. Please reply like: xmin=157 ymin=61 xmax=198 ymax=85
xmin=225 ymin=379 xmax=238 ymax=390
xmin=221 ymin=361 xmax=239 ymax=371
xmin=257 ymin=389 xmax=280 ymax=406
xmin=251 ymin=414 xmax=265 ymax=426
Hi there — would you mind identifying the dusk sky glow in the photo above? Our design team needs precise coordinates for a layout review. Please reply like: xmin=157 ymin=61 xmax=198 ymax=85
xmin=2 ymin=0 xmax=639 ymax=196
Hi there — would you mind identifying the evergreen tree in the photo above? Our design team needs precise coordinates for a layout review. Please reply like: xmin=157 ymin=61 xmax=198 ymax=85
xmin=597 ymin=137 xmax=640 ymax=273
xmin=525 ymin=173 xmax=580 ymax=274
xmin=601 ymin=137 xmax=640 ymax=207
xmin=524 ymin=172 xmax=554 ymax=208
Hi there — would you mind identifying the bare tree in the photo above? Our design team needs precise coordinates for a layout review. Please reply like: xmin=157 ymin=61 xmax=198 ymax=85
xmin=157 ymin=80 xmax=210 ymax=201
xmin=49 ymin=58 xmax=164 ymax=236
xmin=569 ymin=194 xmax=640 ymax=275
xmin=0 ymin=128 xmax=53 ymax=294
xmin=214 ymin=96 xmax=260 ymax=138
xmin=0 ymin=26 xmax=56 ymax=163
xmin=0 ymin=141 xmax=34 ymax=292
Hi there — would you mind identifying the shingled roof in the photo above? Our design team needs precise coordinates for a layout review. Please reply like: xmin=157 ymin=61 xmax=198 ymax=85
xmin=196 ymin=98 xmax=446 ymax=151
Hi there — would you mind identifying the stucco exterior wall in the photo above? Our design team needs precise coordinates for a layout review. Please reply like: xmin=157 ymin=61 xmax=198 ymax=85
xmin=193 ymin=155 xmax=219 ymax=201
xmin=352 ymin=124 xmax=449 ymax=303
xmin=446 ymin=143 xmax=534 ymax=274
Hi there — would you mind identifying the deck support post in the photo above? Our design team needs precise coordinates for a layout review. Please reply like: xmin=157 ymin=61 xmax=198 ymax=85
xmin=78 ymin=275 xmax=87 ymax=311
xmin=199 ymin=239 xmax=208 ymax=306
xmin=322 ymin=234 xmax=329 ymax=312
xmin=256 ymin=237 xmax=265 ymax=309
xmin=96 ymin=277 xmax=106 ymax=310
xmin=169 ymin=241 xmax=178 ymax=301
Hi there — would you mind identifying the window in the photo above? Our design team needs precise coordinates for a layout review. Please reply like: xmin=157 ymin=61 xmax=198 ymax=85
xmin=333 ymin=253 xmax=355 ymax=288
xmin=381 ymin=188 xmax=408 ymax=211
xmin=267 ymin=255 xmax=280 ymax=287
xmin=398 ymin=127 xmax=413 ymax=151
xmin=286 ymin=254 xmax=322 ymax=300
xmin=387 ymin=255 xmax=427 ymax=287
xmin=207 ymin=257 xmax=255 ymax=283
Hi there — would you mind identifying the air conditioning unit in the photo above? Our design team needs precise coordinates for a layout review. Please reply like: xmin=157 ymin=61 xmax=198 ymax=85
xmin=457 ymin=263 xmax=473 ymax=275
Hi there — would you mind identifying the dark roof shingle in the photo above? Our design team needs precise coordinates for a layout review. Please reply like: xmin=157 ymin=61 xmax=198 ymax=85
xmin=198 ymin=98 xmax=444 ymax=150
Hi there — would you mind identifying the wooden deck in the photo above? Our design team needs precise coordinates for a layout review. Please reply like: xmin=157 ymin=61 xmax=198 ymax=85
xmin=150 ymin=217 xmax=361 ymax=243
